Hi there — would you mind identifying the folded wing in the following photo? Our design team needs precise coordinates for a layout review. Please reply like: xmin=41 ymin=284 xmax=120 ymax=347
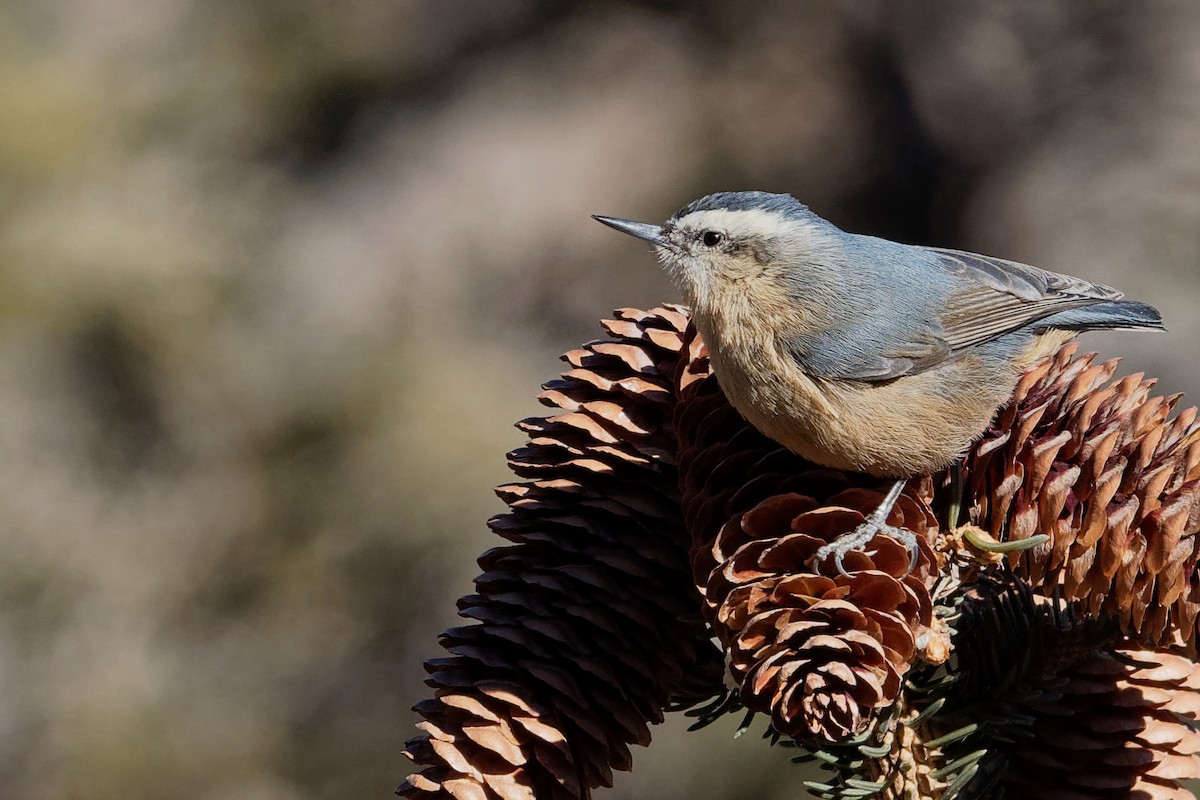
xmin=789 ymin=246 xmax=1155 ymax=383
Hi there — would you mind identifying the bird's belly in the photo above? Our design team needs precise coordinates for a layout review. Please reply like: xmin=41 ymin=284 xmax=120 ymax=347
xmin=713 ymin=351 xmax=1019 ymax=478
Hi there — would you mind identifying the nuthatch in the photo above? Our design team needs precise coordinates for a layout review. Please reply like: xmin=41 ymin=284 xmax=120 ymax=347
xmin=594 ymin=192 xmax=1164 ymax=572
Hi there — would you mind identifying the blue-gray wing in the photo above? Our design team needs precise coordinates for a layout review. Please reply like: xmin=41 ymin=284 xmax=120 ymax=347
xmin=927 ymin=247 xmax=1121 ymax=353
xmin=790 ymin=246 xmax=1122 ymax=382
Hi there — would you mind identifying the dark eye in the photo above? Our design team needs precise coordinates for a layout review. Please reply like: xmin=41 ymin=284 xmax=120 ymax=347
xmin=701 ymin=230 xmax=724 ymax=247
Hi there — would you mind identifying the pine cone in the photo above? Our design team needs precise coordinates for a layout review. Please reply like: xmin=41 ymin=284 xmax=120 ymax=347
xmin=399 ymin=306 xmax=723 ymax=800
xmin=966 ymin=343 xmax=1200 ymax=649
xmin=994 ymin=645 xmax=1200 ymax=799
xmin=705 ymin=490 xmax=940 ymax=741
xmin=919 ymin=575 xmax=1200 ymax=800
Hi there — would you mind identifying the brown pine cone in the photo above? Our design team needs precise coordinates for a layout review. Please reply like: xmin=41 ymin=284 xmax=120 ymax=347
xmin=966 ymin=343 xmax=1200 ymax=649
xmin=704 ymin=490 xmax=941 ymax=742
xmin=993 ymin=646 xmax=1200 ymax=799
xmin=902 ymin=574 xmax=1200 ymax=800
xmin=399 ymin=306 xmax=723 ymax=800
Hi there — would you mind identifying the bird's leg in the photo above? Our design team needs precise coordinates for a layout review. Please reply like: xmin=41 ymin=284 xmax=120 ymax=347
xmin=814 ymin=479 xmax=916 ymax=576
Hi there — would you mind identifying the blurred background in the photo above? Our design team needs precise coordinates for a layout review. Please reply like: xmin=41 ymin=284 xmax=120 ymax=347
xmin=1 ymin=1 xmax=1198 ymax=798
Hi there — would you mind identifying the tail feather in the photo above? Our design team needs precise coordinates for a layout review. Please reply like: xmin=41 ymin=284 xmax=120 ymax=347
xmin=1036 ymin=300 xmax=1165 ymax=334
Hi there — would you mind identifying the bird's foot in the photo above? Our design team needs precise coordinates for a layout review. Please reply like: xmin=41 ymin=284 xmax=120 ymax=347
xmin=812 ymin=479 xmax=917 ymax=577
xmin=813 ymin=520 xmax=919 ymax=577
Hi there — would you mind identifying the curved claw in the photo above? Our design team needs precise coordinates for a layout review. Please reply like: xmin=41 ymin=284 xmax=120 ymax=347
xmin=814 ymin=536 xmax=864 ymax=578
xmin=813 ymin=521 xmax=921 ymax=577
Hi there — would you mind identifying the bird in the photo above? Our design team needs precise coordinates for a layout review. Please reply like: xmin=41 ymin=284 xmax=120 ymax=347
xmin=593 ymin=191 xmax=1164 ymax=573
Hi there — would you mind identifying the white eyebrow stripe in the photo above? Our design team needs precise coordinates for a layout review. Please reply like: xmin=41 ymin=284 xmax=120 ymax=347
xmin=675 ymin=208 xmax=791 ymax=235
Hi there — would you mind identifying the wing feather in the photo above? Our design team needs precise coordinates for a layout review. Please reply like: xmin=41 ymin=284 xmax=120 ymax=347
xmin=929 ymin=247 xmax=1123 ymax=302
xmin=788 ymin=245 xmax=1123 ymax=383
xmin=929 ymin=247 xmax=1122 ymax=353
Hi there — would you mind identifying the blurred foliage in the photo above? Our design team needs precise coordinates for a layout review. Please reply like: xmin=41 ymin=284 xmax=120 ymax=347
xmin=0 ymin=1 xmax=1197 ymax=798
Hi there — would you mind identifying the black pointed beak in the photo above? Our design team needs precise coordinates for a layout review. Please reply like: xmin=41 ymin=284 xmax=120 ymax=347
xmin=592 ymin=215 xmax=668 ymax=247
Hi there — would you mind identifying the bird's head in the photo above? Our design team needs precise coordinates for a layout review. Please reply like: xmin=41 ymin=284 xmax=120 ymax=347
xmin=593 ymin=191 xmax=831 ymax=310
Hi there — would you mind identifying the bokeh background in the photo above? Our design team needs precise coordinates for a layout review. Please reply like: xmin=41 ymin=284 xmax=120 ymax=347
xmin=2 ymin=1 xmax=1199 ymax=798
